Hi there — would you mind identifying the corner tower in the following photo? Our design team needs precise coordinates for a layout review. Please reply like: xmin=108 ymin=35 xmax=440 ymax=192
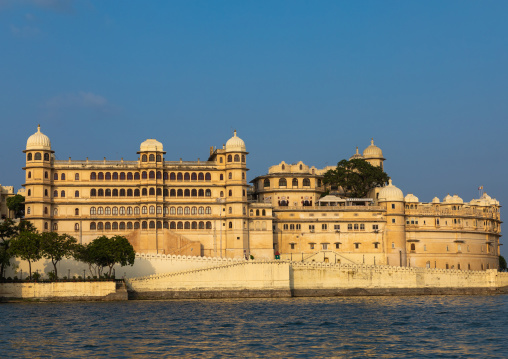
xmin=363 ymin=138 xmax=385 ymax=170
xmin=24 ymin=125 xmax=54 ymax=232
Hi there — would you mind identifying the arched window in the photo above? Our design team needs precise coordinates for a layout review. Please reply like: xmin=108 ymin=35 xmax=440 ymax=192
xmin=292 ymin=178 xmax=298 ymax=187
xmin=44 ymin=207 xmax=48 ymax=215
xmin=34 ymin=153 xmax=41 ymax=160
xmin=75 ymin=173 xmax=79 ymax=180
xmin=170 ymin=207 xmax=176 ymax=215
xmin=191 ymin=173 xmax=197 ymax=181
xmin=184 ymin=207 xmax=190 ymax=215
xmin=184 ymin=189 xmax=190 ymax=197
xmin=105 ymin=172 xmax=111 ymax=180
xmin=98 ymin=172 xmax=104 ymax=180
xmin=75 ymin=208 xmax=79 ymax=216
xmin=303 ymin=178 xmax=310 ymax=186
xmin=149 ymin=154 xmax=155 ymax=162
xmin=53 ymin=208 xmax=58 ymax=216
xmin=156 ymin=155 xmax=161 ymax=162
xmin=120 ymin=189 xmax=126 ymax=196
xmin=53 ymin=223 xmax=58 ymax=230
xmin=119 ymin=222 xmax=125 ymax=230
xmin=149 ymin=206 xmax=155 ymax=214
xmin=279 ymin=178 xmax=287 ymax=187
xmin=142 ymin=188 xmax=148 ymax=196
xmin=170 ymin=189 xmax=176 ymax=197
xmin=44 ymin=189 xmax=48 ymax=196
xmin=97 ymin=222 xmax=103 ymax=230
xmin=105 ymin=207 xmax=111 ymax=215
xmin=27 ymin=153 xmax=32 ymax=161
xmin=234 ymin=154 xmax=240 ymax=162
xmin=120 ymin=172 xmax=126 ymax=180
xmin=142 ymin=155 xmax=147 ymax=162
xmin=411 ymin=243 xmax=416 ymax=251
xmin=90 ymin=222 xmax=96 ymax=230
xmin=184 ymin=221 xmax=190 ymax=229
xmin=164 ymin=172 xmax=169 ymax=180
xmin=126 ymin=207 xmax=132 ymax=215
xmin=205 ymin=206 xmax=211 ymax=214
xmin=206 ymin=221 xmax=212 ymax=229
xmin=199 ymin=221 xmax=205 ymax=229
xmin=105 ymin=222 xmax=111 ymax=230
xmin=127 ymin=222 xmax=133 ymax=229
xmin=170 ymin=173 xmax=176 ymax=181
xmin=205 ymin=173 xmax=211 ymax=181
xmin=198 ymin=189 xmax=204 ymax=197
xmin=45 ymin=171 xmax=48 ymax=179
xmin=177 ymin=207 xmax=183 ymax=215
xmin=105 ymin=189 xmax=111 ymax=196
xmin=220 ymin=174 xmax=224 ymax=181
xmin=74 ymin=223 xmax=79 ymax=231
xmin=205 ymin=189 xmax=211 ymax=197
xmin=177 ymin=173 xmax=183 ymax=181
xmin=134 ymin=172 xmax=140 ymax=180
xmin=27 ymin=189 xmax=31 ymax=196
xmin=156 ymin=171 xmax=162 ymax=179
xmin=27 ymin=171 xmax=32 ymax=179
xmin=170 ymin=222 xmax=176 ymax=229
xmin=191 ymin=207 xmax=197 ymax=215
xmin=90 ymin=207 xmax=97 ymax=215
xmin=184 ymin=173 xmax=190 ymax=181
xmin=134 ymin=222 xmax=140 ymax=229
xmin=227 ymin=155 xmax=232 ymax=162
xmin=91 ymin=172 xmax=97 ymax=180
xmin=44 ymin=153 xmax=50 ymax=161
xmin=142 ymin=206 xmax=147 ymax=214
xmin=177 ymin=221 xmax=183 ymax=229
xmin=242 ymin=173 xmax=245 ymax=180
xmin=53 ymin=190 xmax=58 ymax=197
xmin=198 ymin=207 xmax=204 ymax=215
xmin=157 ymin=206 xmax=162 ymax=214
xmin=163 ymin=189 xmax=168 ymax=196
xmin=262 ymin=209 xmax=266 ymax=216
xmin=177 ymin=189 xmax=183 ymax=197
xmin=142 ymin=171 xmax=147 ymax=179
xmin=149 ymin=171 xmax=155 ymax=179
xmin=134 ymin=207 xmax=140 ymax=215
xmin=282 ymin=164 xmax=285 ymax=170
xmin=142 ymin=221 xmax=147 ymax=229
xmin=229 ymin=172 xmax=232 ymax=179
xmin=157 ymin=188 xmax=162 ymax=196
xmin=157 ymin=221 xmax=162 ymax=229
xmin=149 ymin=188 xmax=155 ymax=196
xmin=228 ymin=207 xmax=232 ymax=214
xmin=112 ymin=172 xmax=118 ymax=180
xmin=164 ymin=207 xmax=169 ymax=214
xmin=112 ymin=207 xmax=118 ymax=215
xmin=112 ymin=189 xmax=118 ymax=196
xmin=228 ymin=190 xmax=232 ymax=196
xmin=98 ymin=207 xmax=104 ymax=215
xmin=149 ymin=221 xmax=155 ymax=229
xmin=264 ymin=179 xmax=270 ymax=187
xmin=54 ymin=173 xmax=58 ymax=180
xmin=44 ymin=222 xmax=48 ymax=230
xmin=256 ymin=210 xmax=260 ymax=216
xmin=192 ymin=221 xmax=197 ymax=229
xmin=229 ymin=222 xmax=233 ymax=229
xmin=90 ymin=189 xmax=96 ymax=196
xmin=242 ymin=155 xmax=245 ymax=162
xmin=127 ymin=172 xmax=133 ymax=180
xmin=191 ymin=189 xmax=197 ymax=197
xmin=220 ymin=191 xmax=224 ymax=197
xmin=198 ymin=173 xmax=204 ymax=181
xmin=134 ymin=189 xmax=140 ymax=196
xmin=61 ymin=190 xmax=65 ymax=197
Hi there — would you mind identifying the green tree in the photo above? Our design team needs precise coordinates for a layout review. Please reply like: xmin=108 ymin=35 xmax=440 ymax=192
xmin=499 ymin=255 xmax=507 ymax=272
xmin=9 ymin=231 xmax=42 ymax=280
xmin=40 ymin=232 xmax=77 ymax=279
xmin=75 ymin=235 xmax=135 ymax=277
xmin=0 ymin=220 xmax=36 ymax=279
xmin=323 ymin=158 xmax=389 ymax=198
xmin=6 ymin=194 xmax=25 ymax=218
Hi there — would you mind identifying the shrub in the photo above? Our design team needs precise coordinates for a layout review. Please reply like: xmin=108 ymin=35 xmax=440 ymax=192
xmin=32 ymin=272 xmax=41 ymax=281
xmin=48 ymin=271 xmax=57 ymax=281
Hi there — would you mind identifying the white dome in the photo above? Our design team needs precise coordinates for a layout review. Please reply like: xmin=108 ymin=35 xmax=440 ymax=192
xmin=363 ymin=138 xmax=383 ymax=158
xmin=349 ymin=147 xmax=363 ymax=160
xmin=378 ymin=179 xmax=404 ymax=202
xmin=140 ymin=139 xmax=163 ymax=152
xmin=443 ymin=194 xmax=463 ymax=204
xmin=432 ymin=197 xmax=440 ymax=204
xmin=225 ymin=130 xmax=246 ymax=152
xmin=404 ymin=194 xmax=419 ymax=203
xmin=26 ymin=125 xmax=51 ymax=151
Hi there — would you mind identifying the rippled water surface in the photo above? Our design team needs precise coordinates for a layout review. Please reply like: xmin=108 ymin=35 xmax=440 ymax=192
xmin=1 ymin=295 xmax=508 ymax=358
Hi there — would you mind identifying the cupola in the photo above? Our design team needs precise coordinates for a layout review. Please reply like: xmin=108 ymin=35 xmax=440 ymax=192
xmin=26 ymin=125 xmax=51 ymax=151
xmin=363 ymin=138 xmax=383 ymax=158
xmin=378 ymin=179 xmax=404 ymax=202
xmin=225 ymin=130 xmax=246 ymax=152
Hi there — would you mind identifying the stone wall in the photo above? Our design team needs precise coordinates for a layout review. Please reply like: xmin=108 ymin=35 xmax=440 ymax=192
xmin=0 ymin=281 xmax=125 ymax=301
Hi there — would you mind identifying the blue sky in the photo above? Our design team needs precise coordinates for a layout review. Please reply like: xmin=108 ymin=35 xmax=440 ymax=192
xmin=1 ymin=1 xmax=507 ymax=254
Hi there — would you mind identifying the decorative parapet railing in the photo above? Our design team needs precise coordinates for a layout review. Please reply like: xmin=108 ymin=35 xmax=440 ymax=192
xmin=405 ymin=208 xmax=499 ymax=220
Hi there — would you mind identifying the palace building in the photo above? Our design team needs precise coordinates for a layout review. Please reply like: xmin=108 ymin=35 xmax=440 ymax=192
xmin=23 ymin=126 xmax=501 ymax=270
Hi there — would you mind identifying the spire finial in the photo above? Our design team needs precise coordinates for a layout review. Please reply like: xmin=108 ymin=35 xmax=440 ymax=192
xmin=37 ymin=124 xmax=41 ymax=132
xmin=388 ymin=178 xmax=392 ymax=185
xmin=371 ymin=137 xmax=374 ymax=145
xmin=234 ymin=129 xmax=237 ymax=137
xmin=355 ymin=146 xmax=359 ymax=154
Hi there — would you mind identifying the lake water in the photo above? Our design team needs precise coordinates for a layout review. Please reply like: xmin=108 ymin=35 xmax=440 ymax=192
xmin=1 ymin=295 xmax=507 ymax=358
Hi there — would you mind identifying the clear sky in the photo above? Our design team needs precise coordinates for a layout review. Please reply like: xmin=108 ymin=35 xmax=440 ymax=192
xmin=1 ymin=1 xmax=507 ymax=255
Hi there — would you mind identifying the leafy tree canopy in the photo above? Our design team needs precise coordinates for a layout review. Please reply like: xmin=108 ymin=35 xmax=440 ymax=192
xmin=323 ymin=158 xmax=389 ymax=198
xmin=40 ymin=232 xmax=77 ymax=278
xmin=499 ymin=255 xmax=507 ymax=272
xmin=9 ymin=231 xmax=41 ymax=279
xmin=6 ymin=194 xmax=25 ymax=218
xmin=0 ymin=220 xmax=36 ymax=279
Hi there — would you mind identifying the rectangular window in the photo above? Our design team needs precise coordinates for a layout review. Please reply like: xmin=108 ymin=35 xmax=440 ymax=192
xmin=446 ymin=245 xmax=449 ymax=252
xmin=392 ymin=242 xmax=395 ymax=248
xmin=391 ymin=204 xmax=395 ymax=209
xmin=321 ymin=243 xmax=328 ymax=250
xmin=392 ymin=219 xmax=396 ymax=224
xmin=334 ymin=224 xmax=340 ymax=231
xmin=424 ymin=245 xmax=427 ymax=251
xmin=290 ymin=224 xmax=295 ymax=230
xmin=372 ymin=224 xmax=379 ymax=230
xmin=335 ymin=243 xmax=340 ymax=249
xmin=374 ymin=243 xmax=379 ymax=249
xmin=290 ymin=243 xmax=295 ymax=249
xmin=283 ymin=224 xmax=288 ymax=230
xmin=347 ymin=224 xmax=352 ymax=230
xmin=354 ymin=243 xmax=360 ymax=249
xmin=360 ymin=224 xmax=365 ymax=231
xmin=296 ymin=224 xmax=301 ymax=230
xmin=310 ymin=243 xmax=315 ymax=249
xmin=354 ymin=224 xmax=359 ymax=230
xmin=309 ymin=225 xmax=315 ymax=232
xmin=322 ymin=224 xmax=327 ymax=230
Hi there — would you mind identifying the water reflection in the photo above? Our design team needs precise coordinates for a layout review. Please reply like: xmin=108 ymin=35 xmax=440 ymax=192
xmin=1 ymin=296 xmax=507 ymax=358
